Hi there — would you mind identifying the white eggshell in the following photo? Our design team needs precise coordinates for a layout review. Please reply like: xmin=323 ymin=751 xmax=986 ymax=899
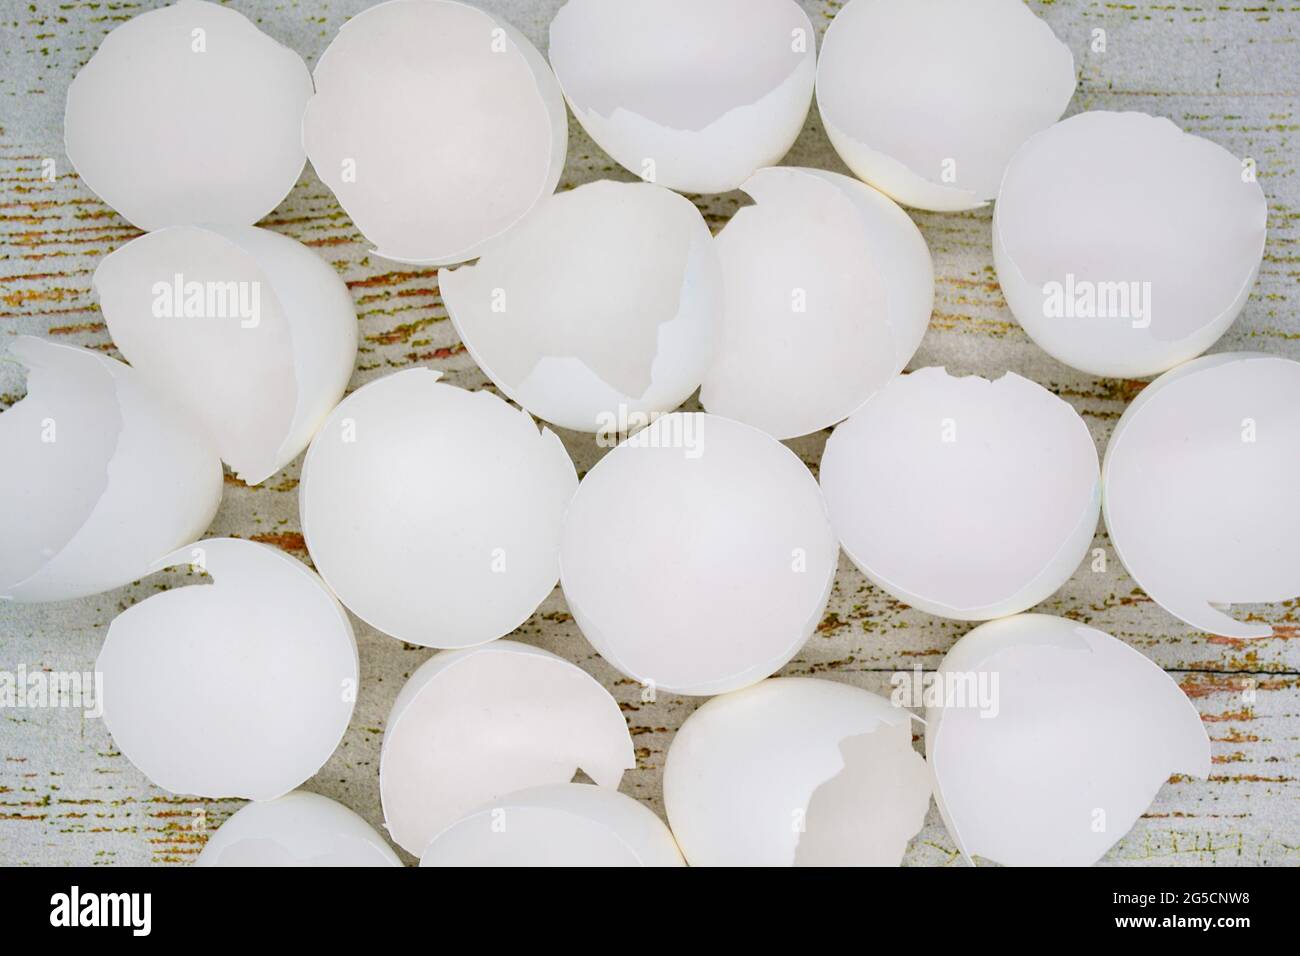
xmin=1102 ymin=353 xmax=1300 ymax=638
xmin=379 ymin=641 xmax=635 ymax=856
xmin=0 ymin=337 xmax=221 ymax=603
xmin=548 ymin=0 xmax=815 ymax=194
xmin=440 ymin=180 xmax=718 ymax=434
xmin=197 ymin=791 xmax=401 ymax=867
xmin=994 ymin=112 xmax=1268 ymax=378
xmin=663 ymin=677 xmax=930 ymax=866
xmin=560 ymin=412 xmax=837 ymax=697
xmin=64 ymin=0 xmax=312 ymax=230
xmin=700 ymin=167 xmax=933 ymax=439
xmin=820 ymin=368 xmax=1100 ymax=620
xmin=303 ymin=0 xmax=567 ymax=265
xmin=299 ymin=369 xmax=576 ymax=648
xmin=97 ymin=538 xmax=358 ymax=800
xmin=816 ymin=0 xmax=1075 ymax=211
xmin=420 ymin=784 xmax=683 ymax=867
xmin=94 ymin=226 xmax=358 ymax=485
xmin=926 ymin=614 xmax=1209 ymax=866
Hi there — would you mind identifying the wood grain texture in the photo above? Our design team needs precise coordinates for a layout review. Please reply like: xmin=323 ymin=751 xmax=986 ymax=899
xmin=1 ymin=0 xmax=1297 ymax=866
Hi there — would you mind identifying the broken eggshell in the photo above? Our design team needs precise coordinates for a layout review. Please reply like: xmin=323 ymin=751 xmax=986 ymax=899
xmin=197 ymin=791 xmax=401 ymax=867
xmin=379 ymin=641 xmax=635 ymax=856
xmin=926 ymin=614 xmax=1209 ymax=866
xmin=820 ymin=368 xmax=1100 ymax=620
xmin=700 ymin=167 xmax=933 ymax=440
xmin=302 ymin=0 xmax=567 ymax=265
xmin=816 ymin=0 xmax=1075 ymax=211
xmin=994 ymin=111 xmax=1268 ymax=378
xmin=299 ymin=368 xmax=577 ymax=649
xmin=547 ymin=0 xmax=816 ymax=194
xmin=420 ymin=783 xmax=684 ymax=867
xmin=559 ymin=412 xmax=838 ymax=697
xmin=663 ymin=677 xmax=931 ymax=866
xmin=1102 ymin=353 xmax=1300 ymax=638
xmin=440 ymin=179 xmax=719 ymax=433
xmin=94 ymin=225 xmax=358 ymax=485
xmin=64 ymin=0 xmax=312 ymax=230
xmin=0 ymin=337 xmax=222 ymax=603
xmin=97 ymin=538 xmax=358 ymax=801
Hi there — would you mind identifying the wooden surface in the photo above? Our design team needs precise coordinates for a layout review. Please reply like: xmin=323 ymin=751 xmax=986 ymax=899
xmin=1 ymin=0 xmax=1297 ymax=866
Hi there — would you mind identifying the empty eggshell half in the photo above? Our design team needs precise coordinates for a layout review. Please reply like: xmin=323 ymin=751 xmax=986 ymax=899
xmin=299 ymin=369 xmax=576 ymax=648
xmin=0 ymin=337 xmax=221 ymax=603
xmin=817 ymin=0 xmax=1075 ymax=211
xmin=548 ymin=0 xmax=816 ymax=194
xmin=1103 ymin=353 xmax=1300 ymax=638
xmin=820 ymin=368 xmax=1100 ymax=620
xmin=94 ymin=225 xmax=358 ymax=485
xmin=441 ymin=180 xmax=719 ymax=433
xmin=420 ymin=784 xmax=684 ymax=867
xmin=97 ymin=538 xmax=358 ymax=801
xmin=64 ymin=0 xmax=312 ymax=230
xmin=379 ymin=641 xmax=635 ymax=856
xmin=197 ymin=791 xmax=401 ymax=867
xmin=303 ymin=0 xmax=567 ymax=265
xmin=663 ymin=677 xmax=931 ymax=866
xmin=926 ymin=614 xmax=1209 ymax=866
xmin=994 ymin=112 xmax=1268 ymax=378
xmin=700 ymin=167 xmax=933 ymax=439
xmin=560 ymin=412 xmax=838 ymax=696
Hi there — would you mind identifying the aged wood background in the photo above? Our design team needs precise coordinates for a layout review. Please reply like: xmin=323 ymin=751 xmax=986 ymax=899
xmin=0 ymin=0 xmax=1297 ymax=866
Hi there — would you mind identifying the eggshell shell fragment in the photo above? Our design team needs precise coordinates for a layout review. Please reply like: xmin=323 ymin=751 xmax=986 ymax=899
xmin=994 ymin=112 xmax=1268 ymax=377
xmin=560 ymin=413 xmax=837 ymax=696
xmin=300 ymin=369 xmax=576 ymax=648
xmin=1102 ymin=353 xmax=1300 ymax=638
xmin=420 ymin=784 xmax=683 ymax=867
xmin=197 ymin=791 xmax=401 ymax=867
xmin=820 ymin=368 xmax=1100 ymax=620
xmin=548 ymin=0 xmax=816 ymax=194
xmin=663 ymin=677 xmax=930 ymax=866
xmin=817 ymin=0 xmax=1075 ymax=211
xmin=441 ymin=180 xmax=719 ymax=433
xmin=0 ymin=337 xmax=222 ymax=603
xmin=926 ymin=614 xmax=1209 ymax=866
xmin=303 ymin=0 xmax=567 ymax=265
xmin=379 ymin=642 xmax=635 ymax=856
xmin=97 ymin=538 xmax=358 ymax=801
xmin=94 ymin=225 xmax=358 ymax=485
xmin=64 ymin=0 xmax=312 ymax=230
xmin=700 ymin=167 xmax=933 ymax=439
